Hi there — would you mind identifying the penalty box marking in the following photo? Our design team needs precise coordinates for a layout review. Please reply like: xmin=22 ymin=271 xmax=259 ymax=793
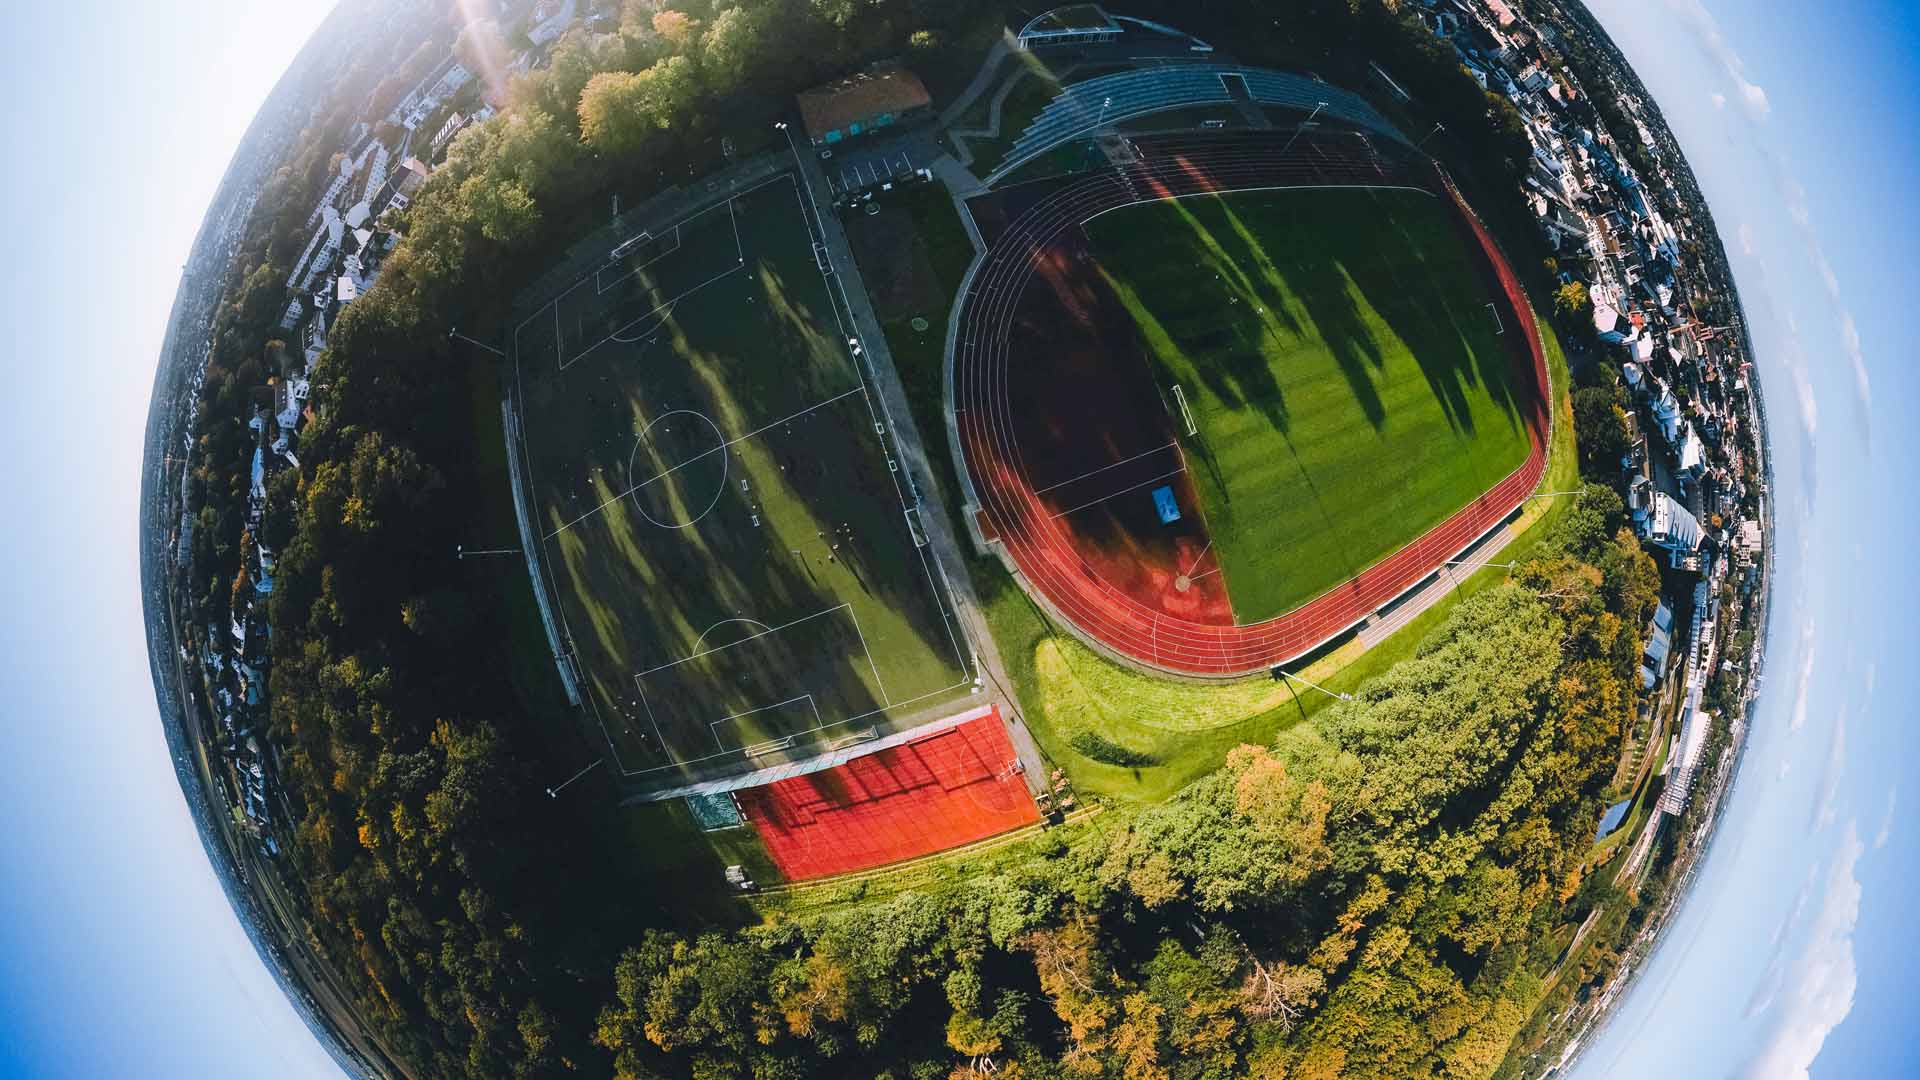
xmin=515 ymin=198 xmax=748 ymax=374
xmin=596 ymin=222 xmax=688 ymax=296
xmin=633 ymin=603 xmax=891 ymax=755
xmin=708 ymin=693 xmax=823 ymax=752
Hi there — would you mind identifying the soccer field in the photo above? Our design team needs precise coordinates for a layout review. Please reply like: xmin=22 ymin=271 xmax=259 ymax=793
xmin=511 ymin=174 xmax=971 ymax=780
xmin=1085 ymin=186 xmax=1535 ymax=623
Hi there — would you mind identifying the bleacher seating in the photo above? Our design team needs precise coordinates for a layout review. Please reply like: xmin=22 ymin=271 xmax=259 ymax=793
xmin=995 ymin=64 xmax=1407 ymax=180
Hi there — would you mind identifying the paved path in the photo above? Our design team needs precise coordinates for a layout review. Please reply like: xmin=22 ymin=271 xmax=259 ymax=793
xmin=785 ymin=139 xmax=1055 ymax=800
xmin=1356 ymin=520 xmax=1516 ymax=648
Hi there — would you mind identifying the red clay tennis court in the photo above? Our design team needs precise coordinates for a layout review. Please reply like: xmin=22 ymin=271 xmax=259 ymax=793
xmin=736 ymin=707 xmax=1039 ymax=880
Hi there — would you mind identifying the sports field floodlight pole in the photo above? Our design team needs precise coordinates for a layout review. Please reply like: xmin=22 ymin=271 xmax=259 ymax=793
xmin=546 ymin=758 xmax=603 ymax=799
xmin=1093 ymin=95 xmax=1112 ymax=147
xmin=448 ymin=327 xmax=505 ymax=357
xmin=1444 ymin=558 xmax=1519 ymax=571
xmin=1279 ymin=101 xmax=1329 ymax=158
xmin=457 ymin=544 xmax=521 ymax=559
xmin=1418 ymin=122 xmax=1447 ymax=148
xmin=1528 ymin=489 xmax=1589 ymax=500
xmin=1274 ymin=667 xmax=1352 ymax=703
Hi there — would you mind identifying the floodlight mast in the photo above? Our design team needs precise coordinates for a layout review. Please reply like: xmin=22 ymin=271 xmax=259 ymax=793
xmin=1279 ymin=101 xmax=1328 ymax=157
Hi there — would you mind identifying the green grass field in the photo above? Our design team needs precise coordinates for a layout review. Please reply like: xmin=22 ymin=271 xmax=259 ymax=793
xmin=1087 ymin=187 xmax=1536 ymax=623
xmin=512 ymin=175 xmax=970 ymax=782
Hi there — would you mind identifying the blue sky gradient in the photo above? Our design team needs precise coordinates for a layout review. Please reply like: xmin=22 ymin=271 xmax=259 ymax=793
xmin=1571 ymin=2 xmax=1919 ymax=1078
xmin=0 ymin=3 xmax=341 ymax=1077
xmin=0 ymin=2 xmax=1910 ymax=1077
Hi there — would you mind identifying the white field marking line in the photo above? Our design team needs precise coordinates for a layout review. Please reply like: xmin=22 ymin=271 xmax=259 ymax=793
xmin=775 ymin=165 xmax=970 ymax=680
xmin=633 ymin=603 xmax=852 ymax=680
xmin=609 ymin=301 xmax=675 ymax=343
xmin=510 ymin=173 xmax=845 ymax=779
xmin=557 ymin=260 xmax=748 ymax=372
xmin=624 ymin=409 xmax=729 ymax=531
xmin=1047 ymin=465 xmax=1186 ymax=519
xmin=595 ymin=221 xmax=687 ymax=295
xmin=510 ymin=356 xmax=651 ymax=777
xmin=709 ymin=693 xmax=822 ymax=753
xmin=558 ymin=192 xmax=755 ymax=371
xmin=635 ymin=683 xmax=677 ymax=763
xmin=960 ymin=159 xmax=1306 ymax=647
xmin=1076 ymin=182 xmax=1436 ymax=227
xmin=520 ymin=169 xmax=798 ymax=356
xmin=1186 ymin=564 xmax=1223 ymax=582
xmin=543 ymin=386 xmax=864 ymax=540
xmin=692 ymin=616 xmax=774 ymax=653
xmin=620 ymin=673 xmax=978 ymax=776
xmin=613 ymin=169 xmax=978 ymax=776
xmin=848 ymin=607 xmax=890 ymax=707
xmin=1031 ymin=440 xmax=1179 ymax=495
xmin=968 ymin=161 xmax=1545 ymax=661
xmin=959 ymin=159 xmax=1319 ymax=622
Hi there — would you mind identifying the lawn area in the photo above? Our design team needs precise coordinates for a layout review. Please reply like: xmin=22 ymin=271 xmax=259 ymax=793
xmin=512 ymin=175 xmax=969 ymax=781
xmin=1086 ymin=187 xmax=1538 ymax=624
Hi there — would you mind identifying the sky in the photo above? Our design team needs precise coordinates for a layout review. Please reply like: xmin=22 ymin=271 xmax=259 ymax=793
xmin=1567 ymin=1 xmax=1920 ymax=1078
xmin=0 ymin=2 xmax=343 ymax=1077
xmin=0 ymin=1 xmax=1911 ymax=1078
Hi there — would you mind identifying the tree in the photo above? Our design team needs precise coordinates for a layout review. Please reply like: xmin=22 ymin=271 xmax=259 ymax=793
xmin=1572 ymin=385 xmax=1631 ymax=478
xmin=1553 ymin=279 xmax=1592 ymax=327
xmin=651 ymin=9 xmax=702 ymax=52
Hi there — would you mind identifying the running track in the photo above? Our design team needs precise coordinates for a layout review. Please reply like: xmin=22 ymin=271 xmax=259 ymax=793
xmin=952 ymin=132 xmax=1550 ymax=676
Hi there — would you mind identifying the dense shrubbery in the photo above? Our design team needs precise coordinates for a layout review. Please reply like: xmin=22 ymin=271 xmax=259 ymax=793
xmin=221 ymin=2 xmax=1628 ymax=1076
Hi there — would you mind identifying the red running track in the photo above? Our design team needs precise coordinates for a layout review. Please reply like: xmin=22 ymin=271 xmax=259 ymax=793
xmin=952 ymin=133 xmax=1550 ymax=676
xmin=737 ymin=707 xmax=1039 ymax=881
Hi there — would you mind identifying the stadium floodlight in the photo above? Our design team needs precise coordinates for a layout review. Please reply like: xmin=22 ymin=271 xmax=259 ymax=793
xmin=1272 ymin=667 xmax=1352 ymax=702
xmin=1279 ymin=101 xmax=1329 ymax=157
xmin=545 ymin=758 xmax=603 ymax=799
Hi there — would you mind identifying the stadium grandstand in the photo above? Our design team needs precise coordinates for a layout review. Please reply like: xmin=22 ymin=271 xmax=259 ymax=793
xmin=989 ymin=63 xmax=1410 ymax=182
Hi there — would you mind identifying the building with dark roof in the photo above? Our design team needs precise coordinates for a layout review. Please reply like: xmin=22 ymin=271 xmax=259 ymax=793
xmin=796 ymin=63 xmax=931 ymax=147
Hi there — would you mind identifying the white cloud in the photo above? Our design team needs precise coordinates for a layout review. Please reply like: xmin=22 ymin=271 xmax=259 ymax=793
xmin=1740 ymin=822 xmax=1865 ymax=1080
xmin=1712 ymin=91 xmax=1728 ymax=110
xmin=1661 ymin=0 xmax=1770 ymax=118
xmin=1789 ymin=620 xmax=1815 ymax=731
xmin=1813 ymin=705 xmax=1846 ymax=829
xmin=1873 ymin=789 xmax=1895 ymax=850
xmin=1737 ymin=221 xmax=1755 ymax=256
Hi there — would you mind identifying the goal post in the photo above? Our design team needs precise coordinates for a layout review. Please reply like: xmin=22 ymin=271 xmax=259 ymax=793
xmin=1171 ymin=385 xmax=1199 ymax=437
xmin=610 ymin=230 xmax=652 ymax=262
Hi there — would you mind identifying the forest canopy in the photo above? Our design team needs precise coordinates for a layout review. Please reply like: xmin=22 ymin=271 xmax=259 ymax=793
xmin=202 ymin=2 xmax=1627 ymax=1077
